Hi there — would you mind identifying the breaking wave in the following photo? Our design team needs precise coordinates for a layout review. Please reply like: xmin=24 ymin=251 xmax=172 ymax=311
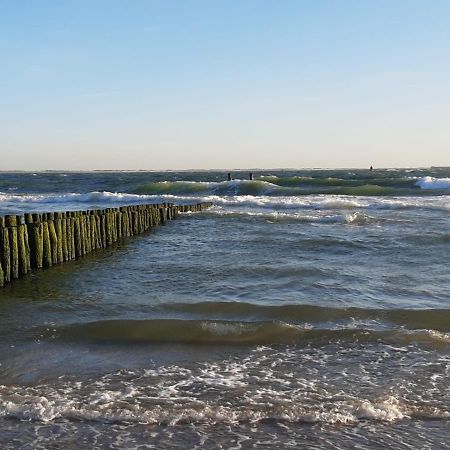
xmin=132 ymin=180 xmax=414 ymax=197
xmin=43 ymin=314 xmax=450 ymax=347
xmin=415 ymin=176 xmax=450 ymax=190
xmin=159 ymin=302 xmax=450 ymax=332
xmin=130 ymin=176 xmax=450 ymax=197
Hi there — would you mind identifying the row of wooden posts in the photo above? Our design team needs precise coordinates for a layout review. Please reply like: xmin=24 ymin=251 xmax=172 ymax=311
xmin=0 ymin=202 xmax=212 ymax=287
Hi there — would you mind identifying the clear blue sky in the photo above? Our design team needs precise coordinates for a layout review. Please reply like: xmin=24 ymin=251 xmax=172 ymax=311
xmin=1 ymin=0 xmax=449 ymax=170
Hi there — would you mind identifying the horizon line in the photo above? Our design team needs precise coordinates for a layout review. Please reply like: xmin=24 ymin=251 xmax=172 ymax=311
xmin=0 ymin=166 xmax=448 ymax=173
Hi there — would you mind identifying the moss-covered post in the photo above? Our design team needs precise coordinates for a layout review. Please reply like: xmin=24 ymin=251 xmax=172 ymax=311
xmin=89 ymin=214 xmax=97 ymax=250
xmin=48 ymin=219 xmax=58 ymax=265
xmin=0 ymin=224 xmax=10 ymax=283
xmin=131 ymin=207 xmax=136 ymax=234
xmin=18 ymin=223 xmax=30 ymax=275
xmin=95 ymin=214 xmax=102 ymax=249
xmin=159 ymin=208 xmax=166 ymax=225
xmin=54 ymin=213 xmax=64 ymax=263
xmin=42 ymin=221 xmax=52 ymax=268
xmin=74 ymin=214 xmax=82 ymax=258
xmin=127 ymin=209 xmax=133 ymax=236
xmin=81 ymin=214 xmax=88 ymax=255
xmin=120 ymin=210 xmax=126 ymax=237
xmin=140 ymin=208 xmax=145 ymax=233
xmin=110 ymin=210 xmax=115 ymax=243
xmin=66 ymin=216 xmax=74 ymax=260
xmin=136 ymin=209 xmax=141 ymax=234
xmin=84 ymin=214 xmax=91 ymax=253
xmin=99 ymin=214 xmax=106 ymax=248
xmin=112 ymin=210 xmax=118 ymax=242
xmin=88 ymin=213 xmax=93 ymax=252
xmin=104 ymin=212 xmax=111 ymax=246
xmin=116 ymin=211 xmax=122 ymax=240
xmin=123 ymin=208 xmax=130 ymax=237
xmin=0 ymin=220 xmax=3 ymax=286
xmin=146 ymin=207 xmax=151 ymax=229
xmin=61 ymin=214 xmax=68 ymax=261
xmin=28 ymin=222 xmax=43 ymax=269
xmin=5 ymin=216 xmax=19 ymax=279
xmin=79 ymin=213 xmax=85 ymax=256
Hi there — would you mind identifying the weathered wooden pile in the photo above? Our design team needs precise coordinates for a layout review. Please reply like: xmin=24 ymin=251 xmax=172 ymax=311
xmin=0 ymin=202 xmax=212 ymax=287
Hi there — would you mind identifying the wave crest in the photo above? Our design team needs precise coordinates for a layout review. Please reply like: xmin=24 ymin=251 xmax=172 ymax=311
xmin=415 ymin=176 xmax=450 ymax=190
xmin=43 ymin=314 xmax=450 ymax=347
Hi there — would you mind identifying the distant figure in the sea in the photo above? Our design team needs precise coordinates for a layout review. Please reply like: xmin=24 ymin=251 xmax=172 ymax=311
xmin=227 ymin=173 xmax=232 ymax=181
xmin=369 ymin=165 xmax=373 ymax=172
xmin=249 ymin=173 xmax=253 ymax=181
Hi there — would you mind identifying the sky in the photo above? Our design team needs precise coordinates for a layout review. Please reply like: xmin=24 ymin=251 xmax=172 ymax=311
xmin=1 ymin=0 xmax=450 ymax=170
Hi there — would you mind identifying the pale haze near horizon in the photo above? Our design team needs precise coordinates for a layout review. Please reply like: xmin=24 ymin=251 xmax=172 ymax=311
xmin=1 ymin=1 xmax=449 ymax=171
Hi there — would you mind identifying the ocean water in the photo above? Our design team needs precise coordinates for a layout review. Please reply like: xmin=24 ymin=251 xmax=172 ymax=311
xmin=0 ymin=168 xmax=449 ymax=449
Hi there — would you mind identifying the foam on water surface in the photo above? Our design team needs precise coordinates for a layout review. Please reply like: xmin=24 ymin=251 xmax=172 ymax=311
xmin=0 ymin=344 xmax=448 ymax=427
xmin=415 ymin=176 xmax=450 ymax=190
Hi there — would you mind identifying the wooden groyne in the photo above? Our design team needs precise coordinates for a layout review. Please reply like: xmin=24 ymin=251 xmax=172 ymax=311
xmin=0 ymin=202 xmax=212 ymax=287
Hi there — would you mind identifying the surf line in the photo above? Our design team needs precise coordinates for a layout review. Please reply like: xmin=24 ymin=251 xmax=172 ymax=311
xmin=0 ymin=202 xmax=212 ymax=287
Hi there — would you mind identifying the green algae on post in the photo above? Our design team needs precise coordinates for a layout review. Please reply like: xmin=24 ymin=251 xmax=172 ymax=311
xmin=0 ymin=202 xmax=212 ymax=287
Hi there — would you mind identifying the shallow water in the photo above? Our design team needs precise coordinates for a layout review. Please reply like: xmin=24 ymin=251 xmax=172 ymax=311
xmin=0 ymin=169 xmax=449 ymax=448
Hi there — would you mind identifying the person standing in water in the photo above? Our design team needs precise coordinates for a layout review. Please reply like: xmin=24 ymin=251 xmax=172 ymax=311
xmin=227 ymin=173 xmax=232 ymax=181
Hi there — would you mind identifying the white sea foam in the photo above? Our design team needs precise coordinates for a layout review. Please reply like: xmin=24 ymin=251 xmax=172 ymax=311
xmin=0 ymin=191 xmax=177 ymax=215
xmin=344 ymin=212 xmax=377 ymax=225
xmin=409 ymin=329 xmax=450 ymax=344
xmin=0 ymin=385 xmax=410 ymax=425
xmin=0 ymin=191 xmax=146 ymax=204
xmin=190 ymin=194 xmax=449 ymax=212
xmin=1 ymin=190 xmax=449 ymax=217
xmin=415 ymin=176 xmax=450 ymax=190
xmin=1 ymin=344 xmax=448 ymax=426
xmin=355 ymin=396 xmax=407 ymax=421
xmin=208 ymin=208 xmax=380 ymax=226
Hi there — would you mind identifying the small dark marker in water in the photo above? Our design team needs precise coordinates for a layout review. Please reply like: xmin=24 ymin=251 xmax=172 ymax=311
xmin=249 ymin=173 xmax=253 ymax=180
xmin=227 ymin=173 xmax=232 ymax=181
xmin=370 ymin=166 xmax=373 ymax=171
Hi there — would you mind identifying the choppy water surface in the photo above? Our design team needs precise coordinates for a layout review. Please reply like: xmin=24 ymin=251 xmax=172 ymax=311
xmin=0 ymin=168 xmax=449 ymax=449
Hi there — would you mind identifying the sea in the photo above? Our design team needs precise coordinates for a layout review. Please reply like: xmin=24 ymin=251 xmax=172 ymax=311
xmin=0 ymin=168 xmax=449 ymax=449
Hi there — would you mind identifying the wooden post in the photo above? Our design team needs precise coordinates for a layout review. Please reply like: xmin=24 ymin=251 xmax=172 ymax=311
xmin=74 ymin=215 xmax=82 ymax=258
xmin=18 ymin=224 xmax=31 ymax=275
xmin=95 ymin=214 xmax=102 ymax=249
xmin=28 ymin=222 xmax=43 ymax=269
xmin=54 ymin=213 xmax=64 ymax=263
xmin=89 ymin=214 xmax=97 ymax=250
xmin=83 ymin=215 xmax=91 ymax=253
xmin=66 ymin=217 xmax=73 ymax=260
xmin=100 ymin=214 xmax=107 ymax=248
xmin=116 ymin=211 xmax=122 ymax=240
xmin=5 ymin=216 xmax=20 ymax=279
xmin=0 ymin=220 xmax=4 ymax=286
xmin=61 ymin=215 xmax=68 ymax=261
xmin=0 ymin=227 xmax=10 ymax=282
xmin=80 ymin=214 xmax=87 ymax=255
xmin=48 ymin=220 xmax=58 ymax=265
xmin=42 ymin=221 xmax=52 ymax=268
